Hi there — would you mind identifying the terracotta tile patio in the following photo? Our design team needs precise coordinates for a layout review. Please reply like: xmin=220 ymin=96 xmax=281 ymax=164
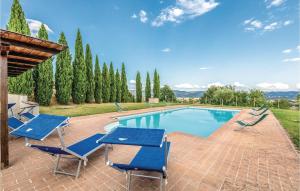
xmin=1 ymin=106 xmax=299 ymax=191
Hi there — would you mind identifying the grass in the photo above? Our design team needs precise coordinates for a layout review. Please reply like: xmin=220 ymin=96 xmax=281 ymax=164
xmin=40 ymin=102 xmax=181 ymax=117
xmin=271 ymin=108 xmax=300 ymax=150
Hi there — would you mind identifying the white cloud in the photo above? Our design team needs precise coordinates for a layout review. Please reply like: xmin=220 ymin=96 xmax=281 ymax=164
xmin=282 ymin=57 xmax=300 ymax=63
xmin=243 ymin=19 xmax=262 ymax=31
xmin=267 ymin=0 xmax=285 ymax=8
xmin=131 ymin=14 xmax=137 ymax=19
xmin=282 ymin=49 xmax=292 ymax=54
xmin=233 ymin=82 xmax=245 ymax=87
xmin=26 ymin=19 xmax=53 ymax=36
xmin=297 ymin=45 xmax=300 ymax=51
xmin=174 ymin=83 xmax=200 ymax=89
xmin=207 ymin=82 xmax=223 ymax=88
xmin=244 ymin=19 xmax=291 ymax=33
xmin=139 ymin=10 xmax=148 ymax=23
xmin=251 ymin=20 xmax=263 ymax=28
xmin=256 ymin=82 xmax=289 ymax=90
xmin=152 ymin=0 xmax=219 ymax=27
xmin=199 ymin=67 xmax=209 ymax=70
xmin=244 ymin=18 xmax=253 ymax=25
xmin=283 ymin=20 xmax=292 ymax=26
xmin=161 ymin=48 xmax=171 ymax=52
xmin=296 ymin=83 xmax=300 ymax=89
xmin=129 ymin=80 xmax=136 ymax=84
xmin=264 ymin=22 xmax=278 ymax=31
xmin=245 ymin=27 xmax=255 ymax=32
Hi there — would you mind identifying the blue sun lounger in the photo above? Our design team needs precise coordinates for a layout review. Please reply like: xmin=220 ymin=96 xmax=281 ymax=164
xmin=20 ymin=112 xmax=36 ymax=120
xmin=10 ymin=114 xmax=104 ymax=178
xmin=30 ymin=133 xmax=105 ymax=178
xmin=98 ymin=127 xmax=170 ymax=191
xmin=111 ymin=142 xmax=171 ymax=190
xmin=19 ymin=111 xmax=69 ymax=128
xmin=18 ymin=102 xmax=38 ymax=120
xmin=8 ymin=117 xmax=24 ymax=130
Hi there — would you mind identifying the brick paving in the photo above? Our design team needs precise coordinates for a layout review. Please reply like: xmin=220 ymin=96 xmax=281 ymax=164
xmin=1 ymin=106 xmax=299 ymax=191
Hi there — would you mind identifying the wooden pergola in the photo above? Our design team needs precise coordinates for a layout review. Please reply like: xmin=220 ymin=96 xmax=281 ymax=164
xmin=0 ymin=29 xmax=66 ymax=169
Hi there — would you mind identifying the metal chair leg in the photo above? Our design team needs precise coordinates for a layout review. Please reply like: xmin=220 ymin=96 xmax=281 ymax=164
xmin=54 ymin=155 xmax=61 ymax=174
xmin=160 ymin=175 xmax=164 ymax=191
xmin=75 ymin=160 xmax=82 ymax=179
xmin=127 ymin=171 xmax=132 ymax=191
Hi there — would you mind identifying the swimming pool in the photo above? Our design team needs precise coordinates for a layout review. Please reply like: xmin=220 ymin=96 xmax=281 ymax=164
xmin=110 ymin=107 xmax=239 ymax=137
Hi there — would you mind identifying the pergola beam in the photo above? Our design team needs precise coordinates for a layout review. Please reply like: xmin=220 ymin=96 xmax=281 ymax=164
xmin=8 ymin=58 xmax=40 ymax=65
xmin=8 ymin=65 xmax=32 ymax=70
xmin=9 ymin=50 xmax=48 ymax=61
xmin=1 ymin=38 xmax=61 ymax=55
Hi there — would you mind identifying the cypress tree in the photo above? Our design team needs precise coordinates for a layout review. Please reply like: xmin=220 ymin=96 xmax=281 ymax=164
xmin=115 ymin=69 xmax=121 ymax=103
xmin=109 ymin=62 xmax=116 ymax=102
xmin=55 ymin=32 xmax=72 ymax=105
xmin=7 ymin=0 xmax=31 ymax=34
xmin=34 ymin=24 xmax=53 ymax=105
xmin=136 ymin=71 xmax=142 ymax=102
xmin=145 ymin=72 xmax=151 ymax=102
xmin=94 ymin=55 xmax=102 ymax=103
xmin=153 ymin=69 xmax=160 ymax=98
xmin=7 ymin=0 xmax=33 ymax=96
xmin=102 ymin=63 xmax=110 ymax=103
xmin=121 ymin=63 xmax=128 ymax=102
xmin=85 ymin=44 xmax=94 ymax=103
xmin=72 ymin=29 xmax=86 ymax=104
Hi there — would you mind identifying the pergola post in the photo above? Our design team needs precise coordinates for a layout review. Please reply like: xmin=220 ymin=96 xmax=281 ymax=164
xmin=0 ymin=45 xmax=9 ymax=169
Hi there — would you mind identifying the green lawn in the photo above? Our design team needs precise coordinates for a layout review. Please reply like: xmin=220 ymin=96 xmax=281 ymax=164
xmin=40 ymin=102 xmax=181 ymax=117
xmin=271 ymin=109 xmax=300 ymax=150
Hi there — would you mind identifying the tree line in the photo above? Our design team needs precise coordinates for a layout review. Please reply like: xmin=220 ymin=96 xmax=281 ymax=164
xmin=201 ymin=86 xmax=267 ymax=107
xmin=7 ymin=0 xmax=163 ymax=106
xmin=200 ymin=85 xmax=300 ymax=109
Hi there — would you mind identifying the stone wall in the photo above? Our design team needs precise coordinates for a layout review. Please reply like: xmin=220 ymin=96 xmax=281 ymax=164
xmin=8 ymin=94 xmax=39 ymax=117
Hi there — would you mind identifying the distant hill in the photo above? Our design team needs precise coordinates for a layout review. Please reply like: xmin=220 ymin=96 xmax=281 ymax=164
xmin=174 ymin=90 xmax=299 ymax=100
xmin=174 ymin=90 xmax=203 ymax=98
xmin=264 ymin=91 xmax=299 ymax=100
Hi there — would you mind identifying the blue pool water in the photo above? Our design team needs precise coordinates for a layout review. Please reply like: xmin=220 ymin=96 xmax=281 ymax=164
xmin=118 ymin=107 xmax=239 ymax=137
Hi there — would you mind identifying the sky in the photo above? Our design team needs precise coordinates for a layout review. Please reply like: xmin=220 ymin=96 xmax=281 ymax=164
xmin=1 ymin=0 xmax=299 ymax=91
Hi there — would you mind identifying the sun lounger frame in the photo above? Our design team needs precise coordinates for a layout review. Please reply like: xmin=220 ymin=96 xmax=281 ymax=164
xmin=10 ymin=114 xmax=106 ymax=178
xmin=98 ymin=127 xmax=169 ymax=191
xmin=109 ymin=139 xmax=170 ymax=191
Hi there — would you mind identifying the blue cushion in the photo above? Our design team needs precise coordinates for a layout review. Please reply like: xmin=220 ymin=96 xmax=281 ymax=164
xmin=21 ymin=112 xmax=36 ymax=120
xmin=31 ymin=145 xmax=70 ymax=155
xmin=8 ymin=117 xmax=24 ymax=130
xmin=10 ymin=114 xmax=69 ymax=140
xmin=101 ymin=127 xmax=165 ymax=147
xmin=113 ymin=141 xmax=171 ymax=173
xmin=8 ymin=103 xmax=16 ymax=110
xmin=67 ymin=133 xmax=105 ymax=157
